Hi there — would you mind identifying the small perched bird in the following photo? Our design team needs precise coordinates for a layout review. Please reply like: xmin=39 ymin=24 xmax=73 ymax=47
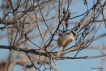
xmin=57 ymin=30 xmax=77 ymax=59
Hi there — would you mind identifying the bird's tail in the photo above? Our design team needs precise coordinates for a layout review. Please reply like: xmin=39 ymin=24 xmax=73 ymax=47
xmin=57 ymin=47 xmax=63 ymax=59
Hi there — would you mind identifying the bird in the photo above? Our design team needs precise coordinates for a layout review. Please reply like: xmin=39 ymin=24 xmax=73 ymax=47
xmin=56 ymin=30 xmax=77 ymax=59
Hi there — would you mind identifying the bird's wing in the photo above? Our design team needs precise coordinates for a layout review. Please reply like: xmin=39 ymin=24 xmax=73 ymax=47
xmin=63 ymin=39 xmax=73 ymax=48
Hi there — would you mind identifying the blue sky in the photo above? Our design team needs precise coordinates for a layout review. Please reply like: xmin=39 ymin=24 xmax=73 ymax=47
xmin=0 ymin=0 xmax=106 ymax=71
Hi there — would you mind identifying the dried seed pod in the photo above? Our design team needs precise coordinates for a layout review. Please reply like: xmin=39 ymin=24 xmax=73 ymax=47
xmin=63 ymin=8 xmax=66 ymax=14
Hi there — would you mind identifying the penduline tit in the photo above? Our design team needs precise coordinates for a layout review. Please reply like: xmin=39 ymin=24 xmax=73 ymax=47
xmin=57 ymin=30 xmax=77 ymax=59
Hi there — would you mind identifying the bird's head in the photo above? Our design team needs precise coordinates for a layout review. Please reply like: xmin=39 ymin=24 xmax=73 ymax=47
xmin=70 ymin=29 xmax=77 ymax=37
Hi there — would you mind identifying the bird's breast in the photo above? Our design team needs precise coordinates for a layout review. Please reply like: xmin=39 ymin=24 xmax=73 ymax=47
xmin=57 ymin=35 xmax=75 ymax=47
